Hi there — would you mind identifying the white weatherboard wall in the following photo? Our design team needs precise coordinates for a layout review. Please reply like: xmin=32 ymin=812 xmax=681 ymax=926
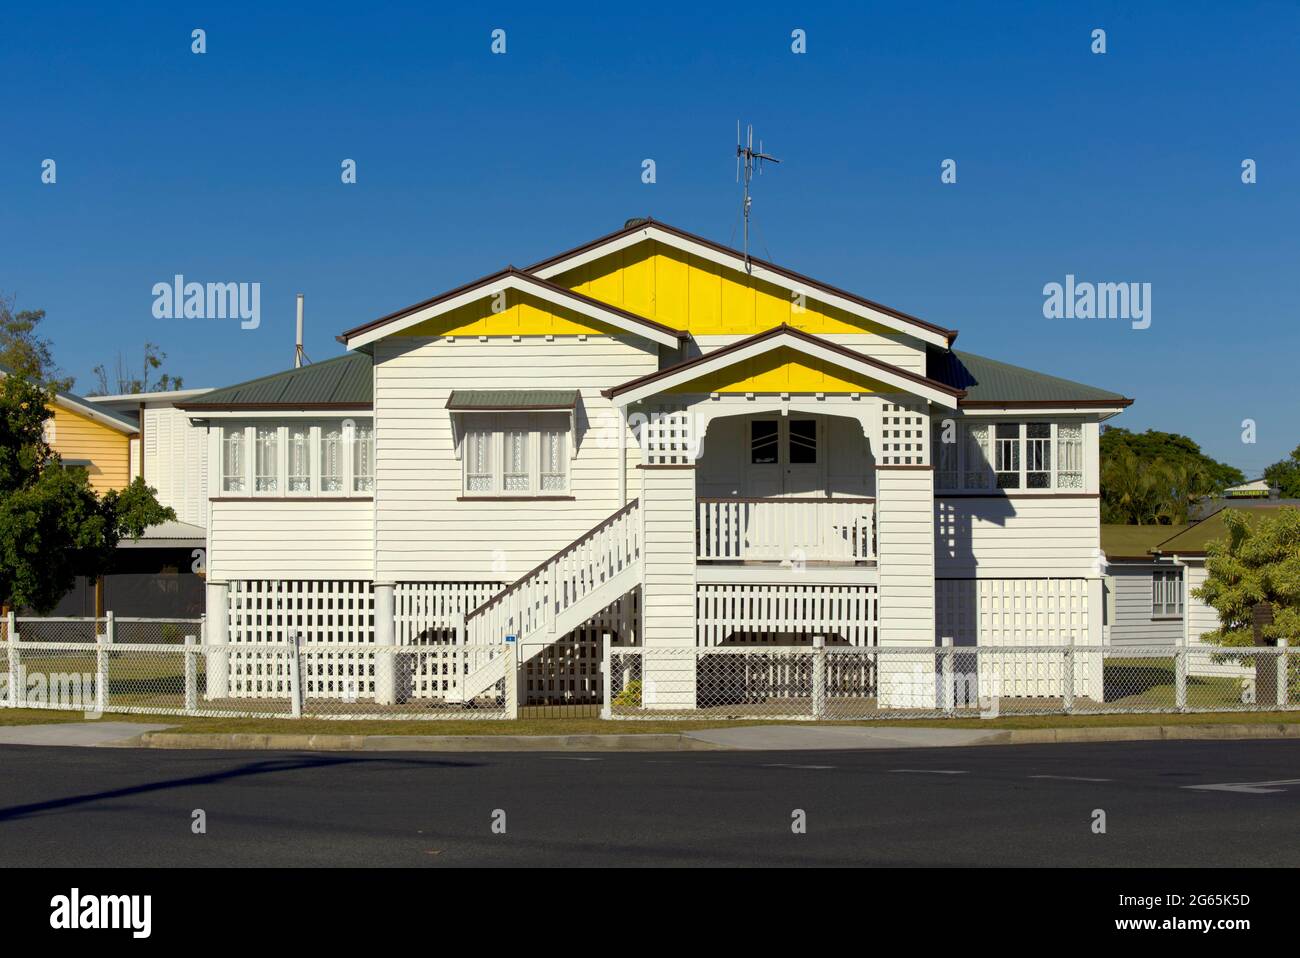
xmin=372 ymin=335 xmax=655 ymax=582
xmin=1180 ymin=559 xmax=1250 ymax=679
xmin=1107 ymin=564 xmax=1184 ymax=647
xmin=207 ymin=499 xmax=374 ymax=580
xmin=143 ymin=402 xmax=209 ymax=527
xmin=935 ymin=496 xmax=1101 ymax=578
xmin=876 ymin=467 xmax=936 ymax=707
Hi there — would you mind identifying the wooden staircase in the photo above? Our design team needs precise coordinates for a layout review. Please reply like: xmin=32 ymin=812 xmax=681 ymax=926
xmin=457 ymin=500 xmax=643 ymax=700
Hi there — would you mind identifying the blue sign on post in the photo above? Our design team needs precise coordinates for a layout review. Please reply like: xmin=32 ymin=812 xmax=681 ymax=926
xmin=505 ymin=634 xmax=517 ymax=643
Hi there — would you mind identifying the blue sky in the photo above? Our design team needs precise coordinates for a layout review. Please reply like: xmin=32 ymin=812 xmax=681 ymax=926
xmin=2 ymin=1 xmax=1296 ymax=475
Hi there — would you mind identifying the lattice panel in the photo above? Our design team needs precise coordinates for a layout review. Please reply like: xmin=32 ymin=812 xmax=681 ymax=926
xmin=880 ymin=401 xmax=929 ymax=465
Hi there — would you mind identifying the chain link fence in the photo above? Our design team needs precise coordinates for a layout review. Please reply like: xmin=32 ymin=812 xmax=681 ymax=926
xmin=603 ymin=642 xmax=1297 ymax=720
xmin=2 ymin=615 xmax=1295 ymax=722
xmin=1 ymin=615 xmax=517 ymax=719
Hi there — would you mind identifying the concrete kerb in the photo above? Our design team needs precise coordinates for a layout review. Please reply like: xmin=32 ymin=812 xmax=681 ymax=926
xmin=119 ymin=722 xmax=1300 ymax=752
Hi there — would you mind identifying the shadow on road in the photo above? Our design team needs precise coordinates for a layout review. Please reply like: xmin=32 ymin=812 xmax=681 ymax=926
xmin=0 ymin=753 xmax=486 ymax=823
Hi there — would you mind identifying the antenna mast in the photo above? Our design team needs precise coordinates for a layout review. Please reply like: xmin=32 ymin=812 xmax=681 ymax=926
xmin=736 ymin=121 xmax=780 ymax=273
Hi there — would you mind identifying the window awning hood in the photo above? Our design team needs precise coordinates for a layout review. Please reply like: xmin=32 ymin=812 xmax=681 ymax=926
xmin=446 ymin=389 xmax=580 ymax=412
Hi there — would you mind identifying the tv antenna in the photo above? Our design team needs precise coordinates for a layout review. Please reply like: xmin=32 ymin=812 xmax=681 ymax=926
xmin=736 ymin=121 xmax=780 ymax=272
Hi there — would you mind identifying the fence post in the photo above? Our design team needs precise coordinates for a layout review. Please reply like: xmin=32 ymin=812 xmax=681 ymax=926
xmin=96 ymin=611 xmax=113 ymax=715
xmin=288 ymin=632 xmax=303 ymax=718
xmin=600 ymin=631 xmax=612 ymax=720
xmin=1277 ymin=639 xmax=1289 ymax=709
xmin=184 ymin=634 xmax=198 ymax=712
xmin=6 ymin=610 xmax=18 ymax=709
xmin=503 ymin=640 xmax=518 ymax=719
xmin=812 ymin=635 xmax=826 ymax=719
xmin=940 ymin=637 xmax=955 ymax=716
xmin=1062 ymin=641 xmax=1075 ymax=715
xmin=1175 ymin=643 xmax=1188 ymax=712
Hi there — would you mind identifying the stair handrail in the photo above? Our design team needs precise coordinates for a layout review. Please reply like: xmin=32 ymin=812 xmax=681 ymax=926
xmin=464 ymin=498 xmax=641 ymax=625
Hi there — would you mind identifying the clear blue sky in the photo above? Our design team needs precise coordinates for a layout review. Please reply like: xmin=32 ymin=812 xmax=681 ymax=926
xmin=2 ymin=1 xmax=1296 ymax=475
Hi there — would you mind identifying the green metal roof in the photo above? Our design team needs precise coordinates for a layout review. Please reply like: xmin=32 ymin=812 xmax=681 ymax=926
xmin=929 ymin=348 xmax=1131 ymax=406
xmin=1101 ymin=524 xmax=1192 ymax=560
xmin=446 ymin=389 xmax=579 ymax=410
xmin=183 ymin=353 xmax=372 ymax=408
xmin=1155 ymin=506 xmax=1298 ymax=555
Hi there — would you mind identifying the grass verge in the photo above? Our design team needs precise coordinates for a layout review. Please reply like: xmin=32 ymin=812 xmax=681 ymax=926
xmin=2 ymin=708 xmax=1299 ymax=737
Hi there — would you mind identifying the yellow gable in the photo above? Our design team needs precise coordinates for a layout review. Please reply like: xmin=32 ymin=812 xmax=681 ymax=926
xmin=48 ymin=404 xmax=132 ymax=493
xmin=667 ymin=347 xmax=892 ymax=394
xmin=550 ymin=240 xmax=900 ymax=338
xmin=403 ymin=289 xmax=629 ymax=339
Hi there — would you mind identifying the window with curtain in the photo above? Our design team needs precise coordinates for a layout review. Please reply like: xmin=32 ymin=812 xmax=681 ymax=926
xmin=935 ymin=421 xmax=1087 ymax=493
xmin=540 ymin=428 xmax=566 ymax=491
xmin=461 ymin=414 xmax=569 ymax=496
xmin=352 ymin=422 xmax=374 ymax=493
xmin=222 ymin=426 xmax=246 ymax=492
xmin=254 ymin=426 xmax=278 ymax=492
xmin=288 ymin=425 xmax=312 ymax=493
xmin=320 ymin=425 xmax=343 ymax=492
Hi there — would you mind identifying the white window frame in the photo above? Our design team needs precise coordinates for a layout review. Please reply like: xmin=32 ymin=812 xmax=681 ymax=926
xmin=215 ymin=418 xmax=375 ymax=498
xmin=934 ymin=420 xmax=1086 ymax=493
xmin=459 ymin=412 xmax=571 ymax=498
xmin=1152 ymin=568 xmax=1183 ymax=618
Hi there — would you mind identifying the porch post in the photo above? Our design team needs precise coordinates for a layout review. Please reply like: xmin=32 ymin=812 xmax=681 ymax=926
xmin=373 ymin=582 xmax=397 ymax=705
xmin=874 ymin=402 xmax=937 ymax=709
xmin=638 ymin=410 xmax=698 ymax=710
xmin=204 ymin=580 xmax=230 ymax=700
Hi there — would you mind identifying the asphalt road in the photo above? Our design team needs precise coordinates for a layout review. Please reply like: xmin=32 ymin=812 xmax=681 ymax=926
xmin=1 ymin=740 xmax=1298 ymax=867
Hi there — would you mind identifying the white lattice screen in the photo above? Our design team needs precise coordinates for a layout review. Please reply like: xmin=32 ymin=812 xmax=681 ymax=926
xmin=226 ymin=580 xmax=375 ymax=698
xmin=879 ymin=401 xmax=929 ymax=466
xmin=936 ymin=578 xmax=1093 ymax=699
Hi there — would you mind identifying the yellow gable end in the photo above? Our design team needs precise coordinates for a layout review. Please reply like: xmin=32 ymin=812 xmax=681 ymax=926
xmin=551 ymin=240 xmax=899 ymax=338
xmin=48 ymin=405 xmax=132 ymax=493
xmin=403 ymin=289 xmax=627 ymax=338
xmin=667 ymin=348 xmax=891 ymax=394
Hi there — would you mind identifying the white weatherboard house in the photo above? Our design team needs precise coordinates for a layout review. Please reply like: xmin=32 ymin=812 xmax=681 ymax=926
xmin=181 ymin=218 xmax=1133 ymax=709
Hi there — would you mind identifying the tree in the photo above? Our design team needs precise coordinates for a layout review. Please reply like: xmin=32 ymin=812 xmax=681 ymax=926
xmin=1192 ymin=509 xmax=1300 ymax=648
xmin=0 ymin=292 xmax=72 ymax=390
xmin=1100 ymin=427 xmax=1245 ymax=524
xmin=90 ymin=342 xmax=183 ymax=395
xmin=1264 ymin=445 xmax=1300 ymax=499
xmin=0 ymin=371 xmax=174 ymax=612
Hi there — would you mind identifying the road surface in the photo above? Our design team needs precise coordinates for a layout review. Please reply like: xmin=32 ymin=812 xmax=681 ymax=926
xmin=1 ymin=740 xmax=1297 ymax=866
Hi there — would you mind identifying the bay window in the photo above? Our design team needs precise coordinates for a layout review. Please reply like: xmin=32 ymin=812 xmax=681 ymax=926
xmin=934 ymin=420 xmax=1087 ymax=493
xmin=460 ymin=413 xmax=571 ymax=497
xmin=217 ymin=419 xmax=374 ymax=497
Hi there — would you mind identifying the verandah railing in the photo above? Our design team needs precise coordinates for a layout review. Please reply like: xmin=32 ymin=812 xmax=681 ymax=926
xmin=696 ymin=497 xmax=876 ymax=563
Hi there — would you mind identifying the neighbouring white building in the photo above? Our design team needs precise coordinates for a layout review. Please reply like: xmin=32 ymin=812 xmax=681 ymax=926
xmin=177 ymin=218 xmax=1136 ymax=708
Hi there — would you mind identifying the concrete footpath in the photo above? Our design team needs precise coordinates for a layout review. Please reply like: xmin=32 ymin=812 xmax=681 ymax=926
xmin=1 ymin=721 xmax=1298 ymax=752
xmin=1 ymin=720 xmax=1296 ymax=752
